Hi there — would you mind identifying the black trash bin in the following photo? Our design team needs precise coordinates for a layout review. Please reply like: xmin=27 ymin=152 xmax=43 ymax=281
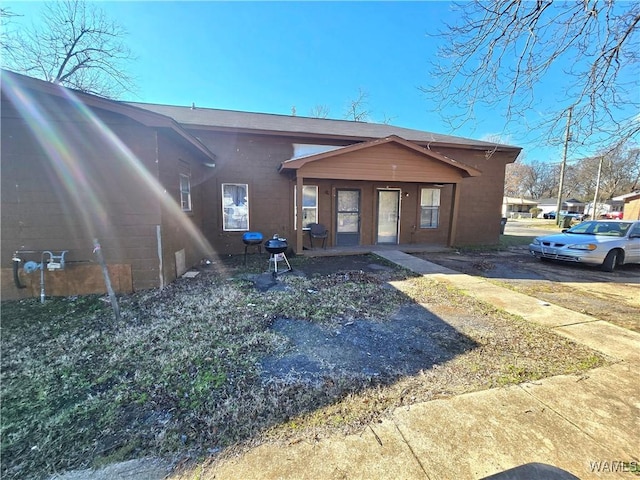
xmin=500 ymin=217 xmax=507 ymax=234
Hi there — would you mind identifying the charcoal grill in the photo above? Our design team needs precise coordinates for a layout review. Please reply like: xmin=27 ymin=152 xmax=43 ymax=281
xmin=242 ymin=232 xmax=263 ymax=265
xmin=264 ymin=235 xmax=291 ymax=275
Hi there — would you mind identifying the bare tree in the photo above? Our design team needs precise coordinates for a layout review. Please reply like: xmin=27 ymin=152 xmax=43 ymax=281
xmin=526 ymin=159 xmax=558 ymax=199
xmin=505 ymin=157 xmax=559 ymax=199
xmin=423 ymin=1 xmax=640 ymax=151
xmin=593 ymin=143 xmax=640 ymax=198
xmin=565 ymin=143 xmax=640 ymax=202
xmin=4 ymin=0 xmax=134 ymax=98
xmin=573 ymin=156 xmax=603 ymax=199
xmin=0 ymin=7 xmax=20 ymax=54
xmin=508 ymin=141 xmax=640 ymax=201
xmin=309 ymin=104 xmax=330 ymax=119
xmin=378 ymin=112 xmax=397 ymax=125
xmin=561 ymin=164 xmax=582 ymax=199
xmin=344 ymin=88 xmax=371 ymax=122
xmin=504 ymin=160 xmax=532 ymax=197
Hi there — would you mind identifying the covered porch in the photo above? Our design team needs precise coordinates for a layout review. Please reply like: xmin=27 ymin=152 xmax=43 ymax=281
xmin=280 ymin=135 xmax=481 ymax=254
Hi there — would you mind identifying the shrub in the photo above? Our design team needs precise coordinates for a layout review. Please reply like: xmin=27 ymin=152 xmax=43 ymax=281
xmin=529 ymin=207 xmax=542 ymax=218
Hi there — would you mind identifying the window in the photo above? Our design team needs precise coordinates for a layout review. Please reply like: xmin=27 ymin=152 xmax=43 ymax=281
xmin=294 ymin=185 xmax=318 ymax=229
xmin=222 ymin=183 xmax=249 ymax=231
xmin=180 ymin=174 xmax=192 ymax=212
xmin=420 ymin=188 xmax=440 ymax=228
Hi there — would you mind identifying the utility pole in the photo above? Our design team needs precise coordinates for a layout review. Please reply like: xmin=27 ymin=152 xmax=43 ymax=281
xmin=592 ymin=156 xmax=603 ymax=219
xmin=555 ymin=106 xmax=573 ymax=226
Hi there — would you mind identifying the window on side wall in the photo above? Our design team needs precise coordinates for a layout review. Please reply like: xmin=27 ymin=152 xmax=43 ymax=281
xmin=180 ymin=173 xmax=192 ymax=212
xmin=294 ymin=185 xmax=318 ymax=229
xmin=420 ymin=188 xmax=440 ymax=228
xmin=222 ymin=183 xmax=249 ymax=231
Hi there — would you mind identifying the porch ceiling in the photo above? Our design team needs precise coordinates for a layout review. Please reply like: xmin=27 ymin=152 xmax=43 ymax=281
xmin=279 ymin=135 xmax=481 ymax=183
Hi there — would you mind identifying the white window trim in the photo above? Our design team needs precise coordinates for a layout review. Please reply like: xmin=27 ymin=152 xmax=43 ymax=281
xmin=294 ymin=185 xmax=318 ymax=230
xmin=420 ymin=187 xmax=441 ymax=229
xmin=179 ymin=173 xmax=192 ymax=212
xmin=222 ymin=183 xmax=249 ymax=231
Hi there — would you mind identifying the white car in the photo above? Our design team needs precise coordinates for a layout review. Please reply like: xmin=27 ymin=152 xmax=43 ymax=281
xmin=529 ymin=220 xmax=640 ymax=272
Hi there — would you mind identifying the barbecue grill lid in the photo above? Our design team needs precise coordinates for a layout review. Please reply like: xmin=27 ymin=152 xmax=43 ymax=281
xmin=242 ymin=232 xmax=263 ymax=243
xmin=264 ymin=237 xmax=288 ymax=253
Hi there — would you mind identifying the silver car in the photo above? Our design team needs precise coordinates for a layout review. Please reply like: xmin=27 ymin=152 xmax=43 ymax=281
xmin=529 ymin=220 xmax=640 ymax=272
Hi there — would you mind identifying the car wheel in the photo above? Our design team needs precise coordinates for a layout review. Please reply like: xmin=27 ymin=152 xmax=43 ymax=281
xmin=601 ymin=250 xmax=620 ymax=272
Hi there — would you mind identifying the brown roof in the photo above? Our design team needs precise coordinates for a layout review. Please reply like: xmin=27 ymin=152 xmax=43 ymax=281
xmin=126 ymin=102 xmax=521 ymax=153
xmin=2 ymin=69 xmax=520 ymax=156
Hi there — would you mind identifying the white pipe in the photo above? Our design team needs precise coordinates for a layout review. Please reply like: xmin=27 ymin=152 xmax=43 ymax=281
xmin=156 ymin=225 xmax=164 ymax=289
xmin=40 ymin=251 xmax=49 ymax=303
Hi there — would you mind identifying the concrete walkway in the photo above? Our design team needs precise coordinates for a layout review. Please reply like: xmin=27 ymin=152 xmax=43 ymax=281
xmin=53 ymin=252 xmax=640 ymax=480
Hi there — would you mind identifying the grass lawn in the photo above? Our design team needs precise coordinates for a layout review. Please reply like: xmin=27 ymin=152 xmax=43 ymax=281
xmin=1 ymin=255 xmax=608 ymax=479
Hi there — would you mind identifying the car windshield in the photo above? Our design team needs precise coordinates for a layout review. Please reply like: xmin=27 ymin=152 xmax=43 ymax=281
xmin=565 ymin=221 xmax=631 ymax=237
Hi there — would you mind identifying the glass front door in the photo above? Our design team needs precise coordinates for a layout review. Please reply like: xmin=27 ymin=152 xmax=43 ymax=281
xmin=335 ymin=189 xmax=360 ymax=246
xmin=377 ymin=189 xmax=400 ymax=244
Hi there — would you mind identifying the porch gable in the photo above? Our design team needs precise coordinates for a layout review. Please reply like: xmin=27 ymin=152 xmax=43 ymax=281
xmin=279 ymin=135 xmax=481 ymax=183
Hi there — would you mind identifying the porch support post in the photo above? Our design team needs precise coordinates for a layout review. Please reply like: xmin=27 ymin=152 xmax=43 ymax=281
xmin=295 ymin=175 xmax=304 ymax=254
xmin=448 ymin=182 xmax=460 ymax=247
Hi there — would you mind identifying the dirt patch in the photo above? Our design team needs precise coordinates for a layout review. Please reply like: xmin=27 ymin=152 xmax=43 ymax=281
xmin=257 ymin=254 xmax=471 ymax=387
xmin=261 ymin=303 xmax=476 ymax=384
xmin=414 ymin=245 xmax=640 ymax=333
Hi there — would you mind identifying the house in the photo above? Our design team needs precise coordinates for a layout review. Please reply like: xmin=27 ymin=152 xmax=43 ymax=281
xmin=2 ymin=71 xmax=217 ymax=300
xmin=610 ymin=192 xmax=640 ymax=219
xmin=536 ymin=198 xmax=585 ymax=217
xmin=621 ymin=193 xmax=640 ymax=220
xmin=1 ymin=70 xmax=521 ymax=300
xmin=502 ymin=196 xmax=538 ymax=218
xmin=584 ymin=197 xmax=626 ymax=218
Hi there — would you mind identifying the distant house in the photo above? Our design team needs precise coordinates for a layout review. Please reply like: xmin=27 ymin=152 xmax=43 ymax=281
xmin=536 ymin=198 xmax=557 ymax=217
xmin=621 ymin=193 xmax=640 ymax=220
xmin=502 ymin=196 xmax=538 ymax=218
xmin=536 ymin=198 xmax=585 ymax=217
xmin=611 ymin=192 xmax=640 ymax=219
xmin=1 ymin=70 xmax=521 ymax=299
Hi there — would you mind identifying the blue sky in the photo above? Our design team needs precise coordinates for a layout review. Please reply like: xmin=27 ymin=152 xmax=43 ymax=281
xmin=5 ymin=1 xmax=631 ymax=163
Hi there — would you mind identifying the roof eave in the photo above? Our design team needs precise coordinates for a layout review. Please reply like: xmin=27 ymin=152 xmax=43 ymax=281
xmin=157 ymin=118 xmax=521 ymax=155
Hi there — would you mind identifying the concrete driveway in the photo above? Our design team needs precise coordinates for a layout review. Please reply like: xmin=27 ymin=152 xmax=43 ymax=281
xmin=415 ymin=219 xmax=640 ymax=333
